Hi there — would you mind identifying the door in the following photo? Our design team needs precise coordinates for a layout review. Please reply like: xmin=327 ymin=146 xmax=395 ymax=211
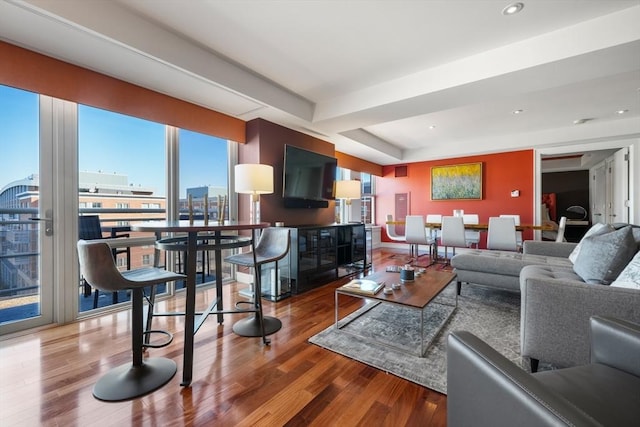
xmin=610 ymin=148 xmax=629 ymax=223
xmin=591 ymin=163 xmax=607 ymax=225
xmin=0 ymin=86 xmax=54 ymax=334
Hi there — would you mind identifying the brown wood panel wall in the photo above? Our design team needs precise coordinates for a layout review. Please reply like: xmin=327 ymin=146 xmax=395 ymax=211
xmin=335 ymin=151 xmax=383 ymax=176
xmin=241 ymin=119 xmax=337 ymax=226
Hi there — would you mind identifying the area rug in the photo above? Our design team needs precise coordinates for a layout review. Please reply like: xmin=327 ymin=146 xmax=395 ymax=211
xmin=309 ymin=283 xmax=523 ymax=394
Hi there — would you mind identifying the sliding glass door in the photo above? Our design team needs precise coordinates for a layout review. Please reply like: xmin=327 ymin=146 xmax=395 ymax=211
xmin=0 ymin=85 xmax=54 ymax=334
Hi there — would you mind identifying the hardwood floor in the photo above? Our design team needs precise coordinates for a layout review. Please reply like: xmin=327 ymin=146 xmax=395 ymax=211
xmin=0 ymin=249 xmax=447 ymax=426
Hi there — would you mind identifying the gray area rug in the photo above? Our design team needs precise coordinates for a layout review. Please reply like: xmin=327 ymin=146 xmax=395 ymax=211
xmin=309 ymin=283 xmax=524 ymax=394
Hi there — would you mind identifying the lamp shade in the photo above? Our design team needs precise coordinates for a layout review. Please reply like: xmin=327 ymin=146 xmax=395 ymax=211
xmin=335 ymin=180 xmax=361 ymax=200
xmin=235 ymin=164 xmax=274 ymax=195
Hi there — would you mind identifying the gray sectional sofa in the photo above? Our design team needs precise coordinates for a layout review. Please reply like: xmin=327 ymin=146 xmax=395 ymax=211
xmin=450 ymin=242 xmax=576 ymax=294
xmin=450 ymin=223 xmax=640 ymax=370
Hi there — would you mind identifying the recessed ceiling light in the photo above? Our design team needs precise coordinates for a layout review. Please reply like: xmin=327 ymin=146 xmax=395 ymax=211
xmin=502 ymin=2 xmax=524 ymax=16
xmin=429 ymin=125 xmax=436 ymax=130
xmin=616 ymin=109 xmax=629 ymax=115
xmin=512 ymin=109 xmax=524 ymax=114
xmin=573 ymin=118 xmax=592 ymax=125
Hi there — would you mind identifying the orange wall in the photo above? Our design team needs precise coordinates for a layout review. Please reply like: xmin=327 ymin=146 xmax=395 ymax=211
xmin=377 ymin=150 xmax=535 ymax=247
xmin=1 ymin=41 xmax=245 ymax=142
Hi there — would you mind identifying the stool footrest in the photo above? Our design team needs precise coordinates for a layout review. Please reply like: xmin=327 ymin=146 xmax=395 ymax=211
xmin=142 ymin=329 xmax=173 ymax=349
xmin=235 ymin=300 xmax=257 ymax=310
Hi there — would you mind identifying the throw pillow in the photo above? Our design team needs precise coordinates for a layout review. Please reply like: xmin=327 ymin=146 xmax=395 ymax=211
xmin=611 ymin=251 xmax=640 ymax=290
xmin=568 ymin=223 xmax=612 ymax=264
xmin=573 ymin=226 xmax=637 ymax=285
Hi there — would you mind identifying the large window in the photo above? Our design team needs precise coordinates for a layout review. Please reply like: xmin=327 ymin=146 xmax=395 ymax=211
xmin=0 ymin=83 xmax=240 ymax=332
xmin=0 ymin=85 xmax=41 ymax=327
xmin=336 ymin=168 xmax=375 ymax=224
xmin=78 ymin=105 xmax=166 ymax=311
xmin=178 ymin=129 xmax=230 ymax=285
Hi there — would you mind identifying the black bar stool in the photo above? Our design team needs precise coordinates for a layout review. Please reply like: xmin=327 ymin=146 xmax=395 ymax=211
xmin=225 ymin=227 xmax=290 ymax=344
xmin=77 ymin=239 xmax=186 ymax=401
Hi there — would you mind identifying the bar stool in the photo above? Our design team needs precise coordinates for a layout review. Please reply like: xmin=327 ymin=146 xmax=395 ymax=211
xmin=225 ymin=227 xmax=291 ymax=344
xmin=77 ymin=239 xmax=186 ymax=401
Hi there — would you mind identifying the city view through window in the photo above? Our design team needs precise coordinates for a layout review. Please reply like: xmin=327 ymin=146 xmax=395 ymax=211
xmin=1 ymin=84 xmax=230 ymax=327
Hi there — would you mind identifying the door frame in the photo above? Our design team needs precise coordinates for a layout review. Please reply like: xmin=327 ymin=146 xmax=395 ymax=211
xmin=535 ymin=138 xmax=637 ymax=234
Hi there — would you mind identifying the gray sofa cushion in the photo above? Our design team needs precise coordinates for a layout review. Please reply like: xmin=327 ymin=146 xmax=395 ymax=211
xmin=572 ymin=226 xmax=637 ymax=285
xmin=533 ymin=364 xmax=640 ymax=426
xmin=520 ymin=264 xmax=583 ymax=283
xmin=452 ymin=249 xmax=573 ymax=277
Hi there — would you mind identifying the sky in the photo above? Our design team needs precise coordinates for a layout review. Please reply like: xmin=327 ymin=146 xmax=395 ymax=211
xmin=1 ymin=84 xmax=229 ymax=197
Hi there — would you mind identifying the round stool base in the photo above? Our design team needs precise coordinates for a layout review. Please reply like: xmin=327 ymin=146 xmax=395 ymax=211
xmin=93 ymin=357 xmax=176 ymax=402
xmin=233 ymin=315 xmax=282 ymax=337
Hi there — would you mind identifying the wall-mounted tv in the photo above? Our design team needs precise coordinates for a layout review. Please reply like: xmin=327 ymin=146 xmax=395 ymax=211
xmin=282 ymin=145 xmax=337 ymax=208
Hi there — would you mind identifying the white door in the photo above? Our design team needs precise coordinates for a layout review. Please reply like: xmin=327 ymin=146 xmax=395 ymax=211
xmin=0 ymin=86 xmax=55 ymax=334
xmin=591 ymin=162 xmax=607 ymax=225
xmin=610 ymin=148 xmax=629 ymax=223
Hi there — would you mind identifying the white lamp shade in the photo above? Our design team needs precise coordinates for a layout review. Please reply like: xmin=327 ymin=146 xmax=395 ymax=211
xmin=335 ymin=180 xmax=361 ymax=199
xmin=235 ymin=164 xmax=274 ymax=195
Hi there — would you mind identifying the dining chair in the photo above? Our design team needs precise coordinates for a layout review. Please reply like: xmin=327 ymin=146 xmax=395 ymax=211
xmin=462 ymin=214 xmax=480 ymax=248
xmin=77 ymin=239 xmax=186 ymax=401
xmin=78 ymin=215 xmax=131 ymax=308
xmin=405 ymin=215 xmax=434 ymax=262
xmin=499 ymin=214 xmax=522 ymax=248
xmin=556 ymin=216 xmax=567 ymax=242
xmin=224 ymin=227 xmax=290 ymax=344
xmin=440 ymin=216 xmax=467 ymax=263
xmin=385 ymin=214 xmax=406 ymax=243
xmin=487 ymin=217 xmax=518 ymax=251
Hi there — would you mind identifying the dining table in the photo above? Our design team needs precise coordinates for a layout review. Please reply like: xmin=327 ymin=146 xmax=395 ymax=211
xmin=130 ymin=220 xmax=269 ymax=386
xmin=386 ymin=221 xmax=554 ymax=231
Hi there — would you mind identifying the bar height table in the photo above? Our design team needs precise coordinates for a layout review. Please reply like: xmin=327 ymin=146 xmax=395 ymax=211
xmin=131 ymin=220 xmax=269 ymax=386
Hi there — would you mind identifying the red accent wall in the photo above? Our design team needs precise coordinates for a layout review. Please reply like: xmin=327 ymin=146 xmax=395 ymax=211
xmin=377 ymin=150 xmax=535 ymax=248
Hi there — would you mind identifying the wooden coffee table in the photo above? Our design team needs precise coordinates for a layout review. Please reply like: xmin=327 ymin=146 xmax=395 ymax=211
xmin=335 ymin=269 xmax=457 ymax=357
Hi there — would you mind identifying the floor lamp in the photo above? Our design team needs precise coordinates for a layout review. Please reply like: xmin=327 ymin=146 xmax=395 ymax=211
xmin=234 ymin=163 xmax=274 ymax=298
xmin=335 ymin=180 xmax=361 ymax=224
xmin=235 ymin=164 xmax=274 ymax=224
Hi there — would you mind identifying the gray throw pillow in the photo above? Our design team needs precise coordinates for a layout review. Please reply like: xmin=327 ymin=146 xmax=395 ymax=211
xmin=573 ymin=226 xmax=637 ymax=285
xmin=568 ymin=223 xmax=613 ymax=264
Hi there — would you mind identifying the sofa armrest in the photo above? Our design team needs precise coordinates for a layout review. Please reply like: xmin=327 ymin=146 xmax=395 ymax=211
xmin=522 ymin=240 xmax=576 ymax=258
xmin=520 ymin=274 xmax=640 ymax=367
xmin=447 ymin=331 xmax=599 ymax=427
xmin=590 ymin=316 xmax=640 ymax=377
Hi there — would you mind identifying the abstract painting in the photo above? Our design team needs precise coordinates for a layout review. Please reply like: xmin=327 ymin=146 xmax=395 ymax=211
xmin=431 ymin=162 xmax=483 ymax=200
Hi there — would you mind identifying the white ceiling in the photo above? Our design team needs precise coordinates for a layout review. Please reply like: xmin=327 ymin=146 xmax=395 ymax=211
xmin=1 ymin=0 xmax=639 ymax=166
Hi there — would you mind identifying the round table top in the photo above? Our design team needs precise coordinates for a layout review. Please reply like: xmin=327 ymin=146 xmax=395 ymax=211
xmin=130 ymin=220 xmax=270 ymax=233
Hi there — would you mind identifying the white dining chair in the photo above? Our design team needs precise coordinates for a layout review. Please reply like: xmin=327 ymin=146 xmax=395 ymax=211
xmin=556 ymin=216 xmax=567 ymax=242
xmin=487 ymin=217 xmax=518 ymax=251
xmin=440 ymin=216 xmax=467 ymax=263
xmin=405 ymin=215 xmax=434 ymax=261
xmin=500 ymin=214 xmax=522 ymax=248
xmin=462 ymin=214 xmax=480 ymax=248
xmin=385 ymin=214 xmax=406 ymax=243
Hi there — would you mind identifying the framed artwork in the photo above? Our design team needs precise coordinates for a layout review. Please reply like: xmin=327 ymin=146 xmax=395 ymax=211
xmin=431 ymin=162 xmax=483 ymax=200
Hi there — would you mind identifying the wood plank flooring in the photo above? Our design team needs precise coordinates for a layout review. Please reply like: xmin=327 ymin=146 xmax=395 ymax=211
xmin=0 ymin=249 xmax=447 ymax=426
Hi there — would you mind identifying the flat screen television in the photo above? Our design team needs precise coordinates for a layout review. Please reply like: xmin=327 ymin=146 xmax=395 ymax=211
xmin=282 ymin=145 xmax=337 ymax=208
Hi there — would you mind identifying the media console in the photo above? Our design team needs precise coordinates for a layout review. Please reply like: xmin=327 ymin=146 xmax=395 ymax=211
xmin=288 ymin=223 xmax=366 ymax=294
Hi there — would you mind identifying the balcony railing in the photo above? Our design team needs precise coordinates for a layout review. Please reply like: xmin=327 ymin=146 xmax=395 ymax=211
xmin=1 ymin=207 xmax=238 ymax=323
